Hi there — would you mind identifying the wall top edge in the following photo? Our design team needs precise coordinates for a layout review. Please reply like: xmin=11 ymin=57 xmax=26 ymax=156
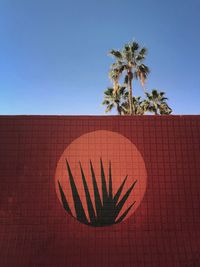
xmin=0 ymin=115 xmax=200 ymax=119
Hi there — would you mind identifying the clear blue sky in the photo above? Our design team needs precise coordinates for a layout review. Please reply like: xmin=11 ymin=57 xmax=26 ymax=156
xmin=0 ymin=0 xmax=200 ymax=115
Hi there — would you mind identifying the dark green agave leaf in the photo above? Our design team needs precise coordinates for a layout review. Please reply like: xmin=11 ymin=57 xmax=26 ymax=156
xmin=100 ymin=158 xmax=109 ymax=206
xmin=115 ymin=202 xmax=136 ymax=224
xmin=113 ymin=175 xmax=128 ymax=204
xmin=108 ymin=161 xmax=113 ymax=199
xmin=58 ymin=180 xmax=73 ymax=217
xmin=79 ymin=162 xmax=96 ymax=224
xmin=114 ymin=180 xmax=137 ymax=219
xmin=90 ymin=160 xmax=102 ymax=219
xmin=66 ymin=160 xmax=88 ymax=225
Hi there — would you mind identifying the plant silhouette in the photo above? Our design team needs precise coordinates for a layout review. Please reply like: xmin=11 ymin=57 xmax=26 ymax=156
xmin=58 ymin=159 xmax=137 ymax=227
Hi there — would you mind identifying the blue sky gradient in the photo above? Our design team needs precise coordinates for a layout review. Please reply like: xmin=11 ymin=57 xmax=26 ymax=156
xmin=0 ymin=0 xmax=200 ymax=115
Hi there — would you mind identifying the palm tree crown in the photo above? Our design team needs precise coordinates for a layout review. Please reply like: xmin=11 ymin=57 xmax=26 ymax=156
xmin=109 ymin=41 xmax=150 ymax=115
xmin=143 ymin=89 xmax=172 ymax=115
xmin=102 ymin=86 xmax=127 ymax=115
xmin=121 ymin=95 xmax=145 ymax=115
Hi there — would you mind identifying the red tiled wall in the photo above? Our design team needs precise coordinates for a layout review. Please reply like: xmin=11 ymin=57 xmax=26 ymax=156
xmin=0 ymin=116 xmax=200 ymax=267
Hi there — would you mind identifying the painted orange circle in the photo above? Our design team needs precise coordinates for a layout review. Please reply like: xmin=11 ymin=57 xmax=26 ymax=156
xmin=55 ymin=130 xmax=147 ymax=226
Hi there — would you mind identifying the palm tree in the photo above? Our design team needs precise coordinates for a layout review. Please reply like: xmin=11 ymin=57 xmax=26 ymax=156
xmin=121 ymin=95 xmax=145 ymax=115
xmin=132 ymin=96 xmax=146 ymax=115
xmin=102 ymin=86 xmax=127 ymax=115
xmin=143 ymin=89 xmax=172 ymax=115
xmin=109 ymin=41 xmax=150 ymax=115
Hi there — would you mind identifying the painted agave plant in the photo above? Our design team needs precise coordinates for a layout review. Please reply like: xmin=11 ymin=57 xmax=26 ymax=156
xmin=58 ymin=159 xmax=137 ymax=227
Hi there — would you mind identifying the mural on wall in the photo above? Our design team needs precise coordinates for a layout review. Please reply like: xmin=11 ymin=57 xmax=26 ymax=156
xmin=55 ymin=130 xmax=147 ymax=227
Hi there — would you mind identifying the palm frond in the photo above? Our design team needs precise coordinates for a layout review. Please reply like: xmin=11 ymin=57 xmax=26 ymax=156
xmin=109 ymin=50 xmax=123 ymax=59
xmin=131 ymin=41 xmax=139 ymax=52
xmin=144 ymin=89 xmax=172 ymax=115
xmin=105 ymin=104 xmax=114 ymax=113
xmin=136 ymin=47 xmax=147 ymax=61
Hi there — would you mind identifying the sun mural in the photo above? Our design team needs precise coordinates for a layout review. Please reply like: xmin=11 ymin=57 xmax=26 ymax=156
xmin=55 ymin=130 xmax=147 ymax=227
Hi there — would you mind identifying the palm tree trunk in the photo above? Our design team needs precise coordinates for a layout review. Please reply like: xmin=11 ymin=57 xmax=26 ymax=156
xmin=154 ymin=102 xmax=158 ymax=115
xmin=116 ymin=103 xmax=121 ymax=115
xmin=128 ymin=70 xmax=133 ymax=115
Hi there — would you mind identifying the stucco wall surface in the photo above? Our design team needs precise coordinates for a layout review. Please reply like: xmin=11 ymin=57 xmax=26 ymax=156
xmin=0 ymin=115 xmax=200 ymax=267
